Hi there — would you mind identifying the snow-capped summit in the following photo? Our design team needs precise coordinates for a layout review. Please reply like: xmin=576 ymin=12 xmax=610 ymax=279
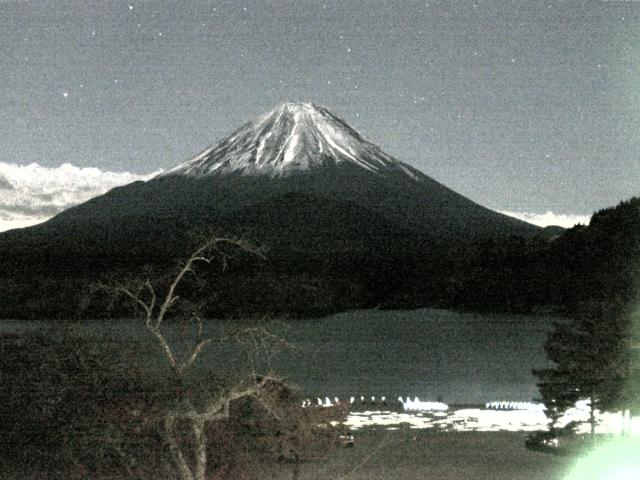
xmin=164 ymin=102 xmax=420 ymax=179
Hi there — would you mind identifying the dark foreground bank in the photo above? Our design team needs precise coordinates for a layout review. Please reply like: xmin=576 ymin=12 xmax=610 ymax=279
xmin=289 ymin=429 xmax=575 ymax=480
xmin=1 ymin=430 xmax=575 ymax=480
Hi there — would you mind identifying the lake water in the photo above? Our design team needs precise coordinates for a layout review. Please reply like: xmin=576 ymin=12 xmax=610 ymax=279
xmin=272 ymin=309 xmax=555 ymax=404
xmin=0 ymin=308 xmax=556 ymax=405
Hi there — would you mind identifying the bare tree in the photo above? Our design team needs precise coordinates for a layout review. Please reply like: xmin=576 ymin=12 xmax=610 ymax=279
xmin=114 ymin=237 xmax=261 ymax=374
xmin=108 ymin=235 xmax=297 ymax=480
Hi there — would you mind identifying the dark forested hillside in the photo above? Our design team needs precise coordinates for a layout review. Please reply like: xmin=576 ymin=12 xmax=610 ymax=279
xmin=450 ymin=197 xmax=640 ymax=314
xmin=0 ymin=189 xmax=637 ymax=320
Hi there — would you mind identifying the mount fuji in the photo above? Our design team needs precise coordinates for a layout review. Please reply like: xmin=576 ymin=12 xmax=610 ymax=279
xmin=0 ymin=102 xmax=545 ymax=318
xmin=43 ymin=102 xmax=537 ymax=237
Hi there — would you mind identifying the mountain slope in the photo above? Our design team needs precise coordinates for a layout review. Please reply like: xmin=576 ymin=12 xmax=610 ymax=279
xmin=0 ymin=102 xmax=546 ymax=319
xmin=42 ymin=102 xmax=540 ymax=241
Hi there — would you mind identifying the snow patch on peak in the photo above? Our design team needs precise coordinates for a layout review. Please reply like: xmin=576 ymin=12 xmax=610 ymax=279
xmin=273 ymin=101 xmax=317 ymax=113
xmin=163 ymin=102 xmax=419 ymax=180
xmin=282 ymin=123 xmax=301 ymax=166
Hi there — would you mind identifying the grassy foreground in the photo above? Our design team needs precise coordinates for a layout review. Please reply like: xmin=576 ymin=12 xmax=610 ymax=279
xmin=275 ymin=429 xmax=575 ymax=480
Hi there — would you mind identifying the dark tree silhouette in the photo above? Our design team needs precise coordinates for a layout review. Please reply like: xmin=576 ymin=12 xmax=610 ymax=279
xmin=534 ymin=303 xmax=632 ymax=440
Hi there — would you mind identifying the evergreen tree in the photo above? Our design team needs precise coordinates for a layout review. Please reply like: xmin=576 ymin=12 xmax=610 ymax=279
xmin=534 ymin=303 xmax=632 ymax=440
xmin=532 ymin=367 xmax=580 ymax=435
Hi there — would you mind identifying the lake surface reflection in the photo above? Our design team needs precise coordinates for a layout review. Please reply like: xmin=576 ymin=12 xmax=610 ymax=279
xmin=1 ymin=309 xmax=556 ymax=404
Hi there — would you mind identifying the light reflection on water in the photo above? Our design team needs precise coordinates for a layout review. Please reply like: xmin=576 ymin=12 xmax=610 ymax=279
xmin=342 ymin=405 xmax=640 ymax=433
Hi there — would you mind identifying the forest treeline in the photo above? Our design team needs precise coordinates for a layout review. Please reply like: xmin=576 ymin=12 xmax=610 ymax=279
xmin=448 ymin=196 xmax=640 ymax=315
xmin=0 ymin=197 xmax=638 ymax=320
xmin=454 ymin=197 xmax=640 ymax=442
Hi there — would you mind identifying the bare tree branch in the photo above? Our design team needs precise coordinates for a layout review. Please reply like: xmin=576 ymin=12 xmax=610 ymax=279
xmin=177 ymin=337 xmax=214 ymax=375
xmin=103 ymin=234 xmax=264 ymax=378
xmin=117 ymin=285 xmax=153 ymax=320
xmin=147 ymin=324 xmax=178 ymax=372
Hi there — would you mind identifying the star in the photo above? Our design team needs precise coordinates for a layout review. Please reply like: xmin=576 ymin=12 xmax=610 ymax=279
xmin=129 ymin=5 xmax=133 ymax=11
xmin=62 ymin=92 xmax=69 ymax=98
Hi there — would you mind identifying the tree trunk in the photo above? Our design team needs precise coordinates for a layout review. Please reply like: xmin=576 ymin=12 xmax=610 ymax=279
xmin=623 ymin=409 xmax=631 ymax=437
xmin=192 ymin=419 xmax=208 ymax=480
xmin=589 ymin=393 xmax=596 ymax=445
xmin=165 ymin=413 xmax=195 ymax=480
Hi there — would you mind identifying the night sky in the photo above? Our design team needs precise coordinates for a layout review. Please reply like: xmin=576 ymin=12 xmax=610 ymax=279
xmin=1 ymin=0 xmax=639 ymax=229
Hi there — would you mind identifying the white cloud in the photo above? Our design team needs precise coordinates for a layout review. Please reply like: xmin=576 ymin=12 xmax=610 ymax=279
xmin=0 ymin=217 xmax=49 ymax=232
xmin=0 ymin=162 xmax=161 ymax=232
xmin=500 ymin=210 xmax=591 ymax=228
